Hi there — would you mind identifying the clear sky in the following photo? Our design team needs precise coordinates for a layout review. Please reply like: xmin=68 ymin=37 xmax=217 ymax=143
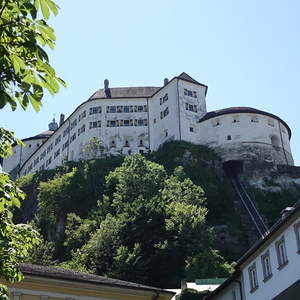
xmin=1 ymin=0 xmax=300 ymax=165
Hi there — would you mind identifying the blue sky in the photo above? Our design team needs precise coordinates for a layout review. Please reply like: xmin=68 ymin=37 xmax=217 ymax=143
xmin=1 ymin=0 xmax=300 ymax=164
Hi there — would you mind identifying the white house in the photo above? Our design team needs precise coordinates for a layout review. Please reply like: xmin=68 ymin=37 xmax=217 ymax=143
xmin=2 ymin=72 xmax=294 ymax=178
xmin=204 ymin=200 xmax=300 ymax=300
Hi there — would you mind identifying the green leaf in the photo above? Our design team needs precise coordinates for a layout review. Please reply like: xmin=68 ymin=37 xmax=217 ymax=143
xmin=34 ymin=0 xmax=40 ymax=11
xmin=11 ymin=56 xmax=20 ymax=74
xmin=57 ymin=77 xmax=67 ymax=88
xmin=28 ymin=94 xmax=42 ymax=112
xmin=40 ymin=0 xmax=50 ymax=19
xmin=45 ymin=0 xmax=59 ymax=16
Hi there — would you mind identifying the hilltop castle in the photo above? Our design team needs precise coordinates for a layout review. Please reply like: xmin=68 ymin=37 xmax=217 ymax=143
xmin=3 ymin=72 xmax=294 ymax=178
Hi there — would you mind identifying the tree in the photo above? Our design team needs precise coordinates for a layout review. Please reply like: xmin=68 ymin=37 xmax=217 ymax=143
xmin=0 ymin=129 xmax=40 ymax=299
xmin=72 ymin=155 xmax=216 ymax=287
xmin=0 ymin=0 xmax=64 ymax=297
xmin=80 ymin=137 xmax=106 ymax=160
xmin=0 ymin=0 xmax=66 ymax=111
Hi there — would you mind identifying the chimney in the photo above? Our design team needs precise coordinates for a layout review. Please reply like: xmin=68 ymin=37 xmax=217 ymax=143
xmin=104 ymin=79 xmax=111 ymax=98
xmin=164 ymin=78 xmax=169 ymax=86
xmin=59 ymin=113 xmax=65 ymax=126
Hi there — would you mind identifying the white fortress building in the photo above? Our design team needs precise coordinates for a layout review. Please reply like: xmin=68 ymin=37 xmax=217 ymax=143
xmin=2 ymin=72 xmax=294 ymax=178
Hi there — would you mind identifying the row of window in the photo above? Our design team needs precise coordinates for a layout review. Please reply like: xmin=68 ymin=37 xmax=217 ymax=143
xmin=107 ymin=119 xmax=148 ymax=127
xmin=70 ymin=119 xmax=77 ymax=130
xmin=107 ymin=105 xmax=148 ymax=113
xmin=160 ymin=107 xmax=169 ymax=119
xmin=159 ymin=93 xmax=168 ymax=105
xmin=248 ymin=222 xmax=300 ymax=293
xmin=79 ymin=110 xmax=87 ymax=120
xmin=110 ymin=139 xmax=145 ymax=148
xmin=185 ymin=103 xmax=198 ymax=113
xmin=211 ymin=117 xmax=287 ymax=133
xmin=184 ymin=88 xmax=197 ymax=98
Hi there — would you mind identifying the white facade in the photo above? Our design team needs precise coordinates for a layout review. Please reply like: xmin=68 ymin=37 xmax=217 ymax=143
xmin=2 ymin=72 xmax=294 ymax=178
xmin=207 ymin=202 xmax=300 ymax=300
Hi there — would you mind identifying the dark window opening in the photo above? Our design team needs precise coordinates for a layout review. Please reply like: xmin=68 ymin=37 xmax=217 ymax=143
xmin=227 ymin=135 xmax=231 ymax=140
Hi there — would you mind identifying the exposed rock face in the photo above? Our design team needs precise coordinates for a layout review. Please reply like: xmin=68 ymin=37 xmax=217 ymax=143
xmin=214 ymin=143 xmax=293 ymax=166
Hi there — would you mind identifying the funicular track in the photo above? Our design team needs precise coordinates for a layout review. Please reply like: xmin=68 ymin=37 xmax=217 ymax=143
xmin=224 ymin=161 xmax=269 ymax=238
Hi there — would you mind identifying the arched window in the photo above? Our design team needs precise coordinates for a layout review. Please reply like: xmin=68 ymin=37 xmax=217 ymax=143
xmin=124 ymin=140 xmax=129 ymax=147
xmin=271 ymin=135 xmax=280 ymax=147
xmin=139 ymin=139 xmax=143 ymax=147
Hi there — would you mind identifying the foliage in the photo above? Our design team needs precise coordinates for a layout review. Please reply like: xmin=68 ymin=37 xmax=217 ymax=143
xmin=80 ymin=137 xmax=106 ymax=160
xmin=0 ymin=0 xmax=66 ymax=111
xmin=0 ymin=172 xmax=40 ymax=283
xmin=71 ymin=155 xmax=215 ymax=287
xmin=176 ymin=288 xmax=211 ymax=300
xmin=64 ymin=213 xmax=97 ymax=258
xmin=0 ymin=0 xmax=64 ymax=297
xmin=185 ymin=249 xmax=235 ymax=280
xmin=24 ymin=234 xmax=57 ymax=266
xmin=0 ymin=128 xmax=23 ymax=158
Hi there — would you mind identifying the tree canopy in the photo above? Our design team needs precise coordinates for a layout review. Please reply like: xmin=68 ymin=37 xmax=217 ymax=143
xmin=63 ymin=155 xmax=216 ymax=287
xmin=0 ymin=0 xmax=65 ymax=111
xmin=0 ymin=0 xmax=64 ymax=298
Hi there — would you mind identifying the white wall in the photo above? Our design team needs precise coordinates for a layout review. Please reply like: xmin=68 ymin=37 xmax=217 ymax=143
xmin=197 ymin=113 xmax=293 ymax=165
xmin=212 ymin=282 xmax=243 ymax=300
xmin=178 ymin=79 xmax=207 ymax=144
xmin=241 ymin=214 xmax=300 ymax=300
xmin=3 ymin=137 xmax=47 ymax=175
xmin=148 ymin=79 xmax=180 ymax=150
xmin=19 ymin=97 xmax=150 ymax=176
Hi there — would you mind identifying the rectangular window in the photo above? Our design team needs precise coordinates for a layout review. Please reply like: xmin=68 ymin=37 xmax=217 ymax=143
xmin=163 ymin=93 xmax=168 ymax=103
xmin=89 ymin=121 xmax=101 ymax=129
xmin=117 ymin=106 xmax=123 ymax=113
xmin=138 ymin=105 xmax=144 ymax=112
xmin=54 ymin=149 xmax=60 ymax=159
xmin=190 ymin=127 xmax=194 ymax=133
xmin=62 ymin=141 xmax=69 ymax=151
xmin=47 ymin=143 xmax=53 ymax=154
xmin=40 ymin=150 xmax=46 ymax=160
xmin=70 ymin=119 xmax=77 ymax=130
xmin=70 ymin=133 xmax=76 ymax=143
xmin=248 ymin=263 xmax=259 ymax=292
xmin=136 ymin=119 xmax=144 ymax=126
xmin=193 ymin=91 xmax=197 ymax=98
xmin=124 ymin=106 xmax=130 ymax=113
xmin=46 ymin=156 xmax=52 ymax=167
xmin=63 ymin=126 xmax=69 ymax=137
xmin=55 ymin=135 xmax=61 ymax=146
xmin=261 ymin=251 xmax=272 ymax=281
xmin=34 ymin=157 xmax=39 ymax=166
xmin=276 ymin=237 xmax=288 ymax=269
xmin=107 ymin=106 xmax=116 ymax=113
xmin=294 ymin=221 xmax=300 ymax=253
xmin=89 ymin=106 xmax=101 ymax=115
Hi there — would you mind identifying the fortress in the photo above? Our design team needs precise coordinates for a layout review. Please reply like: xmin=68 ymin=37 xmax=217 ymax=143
xmin=3 ymin=72 xmax=294 ymax=178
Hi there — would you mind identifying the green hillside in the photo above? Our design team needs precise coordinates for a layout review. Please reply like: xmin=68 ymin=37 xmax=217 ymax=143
xmin=15 ymin=141 xmax=300 ymax=288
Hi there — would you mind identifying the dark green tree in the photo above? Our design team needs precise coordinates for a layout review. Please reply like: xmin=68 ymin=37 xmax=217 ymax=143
xmin=72 ymin=155 xmax=215 ymax=287
xmin=0 ymin=0 xmax=65 ymax=297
